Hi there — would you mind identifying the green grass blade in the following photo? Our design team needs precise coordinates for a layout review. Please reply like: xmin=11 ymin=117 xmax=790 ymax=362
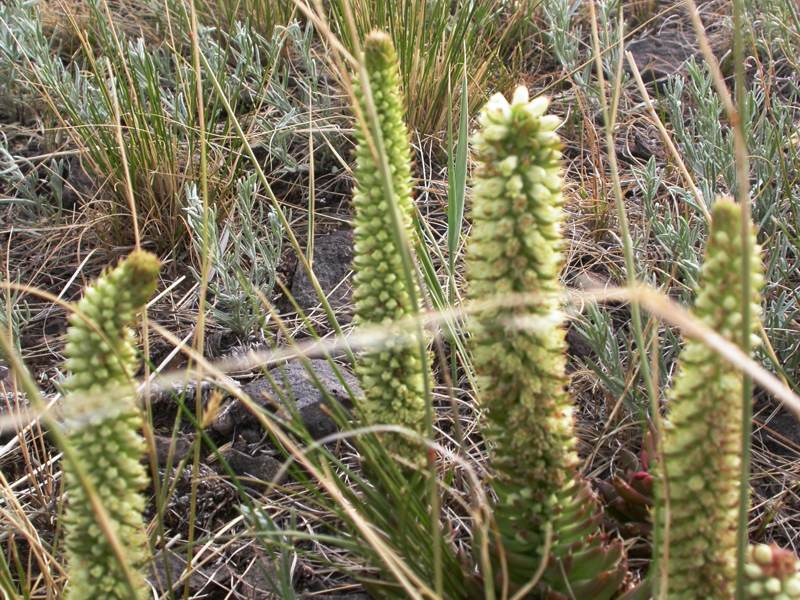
xmin=447 ymin=62 xmax=469 ymax=280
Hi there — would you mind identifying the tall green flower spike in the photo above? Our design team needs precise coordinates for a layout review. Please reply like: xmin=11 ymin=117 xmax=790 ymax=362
xmin=745 ymin=544 xmax=800 ymax=599
xmin=350 ymin=31 xmax=430 ymax=466
xmin=657 ymin=197 xmax=764 ymax=599
xmin=468 ymin=85 xmax=573 ymax=522
xmin=62 ymin=250 xmax=160 ymax=599
xmin=467 ymin=87 xmax=624 ymax=598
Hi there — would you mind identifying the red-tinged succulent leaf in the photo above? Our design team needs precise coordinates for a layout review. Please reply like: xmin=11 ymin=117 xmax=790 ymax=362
xmin=639 ymin=430 xmax=656 ymax=472
xmin=553 ymin=537 xmax=623 ymax=581
xmin=629 ymin=471 xmax=654 ymax=498
xmin=598 ymin=456 xmax=654 ymax=527
xmin=613 ymin=475 xmax=653 ymax=507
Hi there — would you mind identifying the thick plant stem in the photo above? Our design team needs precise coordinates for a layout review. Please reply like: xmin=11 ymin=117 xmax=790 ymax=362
xmin=62 ymin=250 xmax=160 ymax=600
xmin=351 ymin=31 xmax=431 ymax=466
xmin=657 ymin=198 xmax=763 ymax=600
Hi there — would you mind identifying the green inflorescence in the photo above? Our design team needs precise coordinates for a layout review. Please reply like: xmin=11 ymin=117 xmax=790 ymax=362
xmin=467 ymin=87 xmax=624 ymax=598
xmin=746 ymin=544 xmax=800 ymax=599
xmin=350 ymin=31 xmax=431 ymax=466
xmin=657 ymin=197 xmax=764 ymax=599
xmin=61 ymin=250 xmax=160 ymax=600
xmin=467 ymin=86 xmax=575 ymax=545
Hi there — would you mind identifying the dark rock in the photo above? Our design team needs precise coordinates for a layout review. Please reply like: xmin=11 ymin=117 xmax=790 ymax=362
xmin=625 ymin=5 xmax=731 ymax=89
xmin=626 ymin=36 xmax=696 ymax=85
xmin=566 ymin=324 xmax=593 ymax=363
xmin=152 ymin=434 xmax=194 ymax=467
xmin=60 ymin=158 xmax=95 ymax=211
xmin=290 ymin=229 xmax=354 ymax=321
xmin=165 ymin=463 xmax=236 ymax=530
xmin=239 ymin=427 xmax=266 ymax=444
xmin=759 ymin=404 xmax=800 ymax=457
xmin=212 ymin=359 xmax=360 ymax=440
xmin=217 ymin=446 xmax=283 ymax=484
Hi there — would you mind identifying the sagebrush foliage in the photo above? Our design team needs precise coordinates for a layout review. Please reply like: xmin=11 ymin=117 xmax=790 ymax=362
xmin=350 ymin=31 xmax=430 ymax=466
xmin=656 ymin=197 xmax=764 ymax=599
xmin=61 ymin=250 xmax=160 ymax=599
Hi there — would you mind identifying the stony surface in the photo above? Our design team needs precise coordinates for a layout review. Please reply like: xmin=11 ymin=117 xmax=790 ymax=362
xmin=216 ymin=445 xmax=283 ymax=485
xmin=760 ymin=403 xmax=800 ymax=457
xmin=212 ymin=359 xmax=360 ymax=440
xmin=626 ymin=35 xmax=697 ymax=85
xmin=290 ymin=229 xmax=354 ymax=321
xmin=152 ymin=434 xmax=193 ymax=467
xmin=165 ymin=463 xmax=237 ymax=530
xmin=625 ymin=2 xmax=731 ymax=88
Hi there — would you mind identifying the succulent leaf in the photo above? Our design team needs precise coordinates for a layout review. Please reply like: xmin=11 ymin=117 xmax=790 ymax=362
xmin=543 ymin=479 xmax=626 ymax=600
xmin=467 ymin=87 xmax=625 ymax=596
xmin=62 ymin=250 xmax=160 ymax=599
xmin=350 ymin=31 xmax=431 ymax=466
xmin=656 ymin=197 xmax=764 ymax=599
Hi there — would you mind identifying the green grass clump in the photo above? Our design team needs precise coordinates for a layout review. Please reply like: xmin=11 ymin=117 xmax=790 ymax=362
xmin=61 ymin=250 xmax=160 ymax=599
xmin=351 ymin=31 xmax=430 ymax=466
xmin=656 ymin=197 xmax=764 ymax=599
xmin=0 ymin=0 xmax=324 ymax=251
xmin=328 ymin=0 xmax=530 ymax=134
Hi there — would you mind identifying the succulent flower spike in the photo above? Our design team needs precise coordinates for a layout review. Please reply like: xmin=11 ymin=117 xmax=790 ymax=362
xmin=350 ymin=31 xmax=431 ymax=466
xmin=61 ymin=250 xmax=160 ymax=599
xmin=468 ymin=84 xmax=573 ymax=544
xmin=467 ymin=86 xmax=625 ymax=596
xmin=656 ymin=197 xmax=764 ymax=599
xmin=746 ymin=544 xmax=800 ymax=599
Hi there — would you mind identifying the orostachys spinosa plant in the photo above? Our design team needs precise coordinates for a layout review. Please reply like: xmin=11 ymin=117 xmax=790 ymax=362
xmin=746 ymin=544 xmax=800 ymax=599
xmin=350 ymin=31 xmax=431 ymax=467
xmin=61 ymin=250 xmax=160 ymax=599
xmin=467 ymin=86 xmax=624 ymax=598
xmin=655 ymin=196 xmax=764 ymax=599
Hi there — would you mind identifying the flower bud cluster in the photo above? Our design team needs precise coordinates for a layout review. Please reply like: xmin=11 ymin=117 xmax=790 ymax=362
xmin=351 ymin=32 xmax=430 ymax=465
xmin=659 ymin=198 xmax=764 ymax=599
xmin=62 ymin=250 xmax=159 ymax=599
xmin=467 ymin=87 xmax=580 ymax=573
xmin=746 ymin=544 xmax=800 ymax=599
